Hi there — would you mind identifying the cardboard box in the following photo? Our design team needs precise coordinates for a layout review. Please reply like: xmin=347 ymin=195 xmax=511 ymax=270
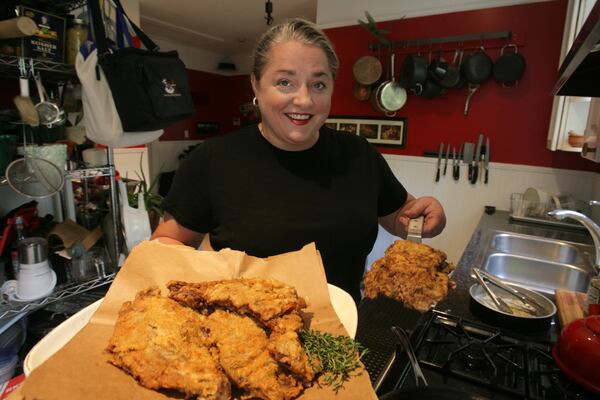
xmin=15 ymin=6 xmax=65 ymax=63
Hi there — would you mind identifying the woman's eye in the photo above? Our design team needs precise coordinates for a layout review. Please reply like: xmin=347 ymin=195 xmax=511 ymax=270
xmin=313 ymin=81 xmax=326 ymax=90
xmin=277 ymin=79 xmax=291 ymax=87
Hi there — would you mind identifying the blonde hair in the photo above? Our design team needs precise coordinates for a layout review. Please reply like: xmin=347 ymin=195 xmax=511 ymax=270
xmin=252 ymin=18 xmax=339 ymax=81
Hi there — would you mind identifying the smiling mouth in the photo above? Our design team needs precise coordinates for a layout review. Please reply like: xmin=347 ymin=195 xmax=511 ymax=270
xmin=285 ymin=113 xmax=312 ymax=124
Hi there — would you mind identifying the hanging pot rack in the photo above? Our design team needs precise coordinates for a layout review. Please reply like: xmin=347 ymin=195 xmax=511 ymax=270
xmin=368 ymin=31 xmax=524 ymax=54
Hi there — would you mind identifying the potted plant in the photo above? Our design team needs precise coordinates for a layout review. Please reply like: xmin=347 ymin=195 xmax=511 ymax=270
xmin=127 ymin=157 xmax=164 ymax=231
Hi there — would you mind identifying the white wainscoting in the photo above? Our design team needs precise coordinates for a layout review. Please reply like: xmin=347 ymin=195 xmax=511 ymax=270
xmin=366 ymin=154 xmax=599 ymax=268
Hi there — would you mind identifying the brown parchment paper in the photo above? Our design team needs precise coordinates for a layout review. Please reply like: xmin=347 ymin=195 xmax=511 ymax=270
xmin=17 ymin=241 xmax=377 ymax=400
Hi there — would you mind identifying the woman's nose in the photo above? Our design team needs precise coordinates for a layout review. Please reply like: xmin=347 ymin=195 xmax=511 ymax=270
xmin=293 ymin=86 xmax=312 ymax=106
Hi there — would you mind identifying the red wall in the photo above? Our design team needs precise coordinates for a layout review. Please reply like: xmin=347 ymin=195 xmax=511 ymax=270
xmin=160 ymin=70 xmax=254 ymax=141
xmin=325 ymin=0 xmax=599 ymax=172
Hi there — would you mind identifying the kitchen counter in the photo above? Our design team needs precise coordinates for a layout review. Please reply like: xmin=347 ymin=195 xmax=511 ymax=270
xmin=356 ymin=209 xmax=594 ymax=396
xmin=436 ymin=209 xmax=592 ymax=342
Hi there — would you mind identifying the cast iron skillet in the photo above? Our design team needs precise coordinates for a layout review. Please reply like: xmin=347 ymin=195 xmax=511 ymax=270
xmin=493 ymin=44 xmax=526 ymax=87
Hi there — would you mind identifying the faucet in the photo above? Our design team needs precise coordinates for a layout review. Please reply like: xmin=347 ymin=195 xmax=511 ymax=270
xmin=548 ymin=201 xmax=600 ymax=273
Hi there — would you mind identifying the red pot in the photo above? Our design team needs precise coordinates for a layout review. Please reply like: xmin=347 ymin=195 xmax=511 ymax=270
xmin=552 ymin=315 xmax=600 ymax=394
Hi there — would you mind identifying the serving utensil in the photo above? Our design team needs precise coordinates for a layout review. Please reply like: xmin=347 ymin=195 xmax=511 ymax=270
xmin=391 ymin=326 xmax=428 ymax=386
xmin=472 ymin=268 xmax=513 ymax=314
xmin=475 ymin=268 xmax=545 ymax=314
xmin=406 ymin=216 xmax=423 ymax=244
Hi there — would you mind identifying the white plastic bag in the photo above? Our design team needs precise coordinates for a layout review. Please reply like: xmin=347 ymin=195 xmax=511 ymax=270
xmin=118 ymin=180 xmax=151 ymax=253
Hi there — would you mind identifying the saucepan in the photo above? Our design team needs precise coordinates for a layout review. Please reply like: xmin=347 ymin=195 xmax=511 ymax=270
xmin=399 ymin=51 xmax=428 ymax=94
xmin=492 ymin=44 xmax=526 ymax=87
xmin=379 ymin=327 xmax=479 ymax=400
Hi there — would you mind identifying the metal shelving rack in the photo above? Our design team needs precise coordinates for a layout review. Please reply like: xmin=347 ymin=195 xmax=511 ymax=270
xmin=0 ymin=273 xmax=115 ymax=322
xmin=0 ymin=152 xmax=122 ymax=324
xmin=0 ymin=54 xmax=78 ymax=84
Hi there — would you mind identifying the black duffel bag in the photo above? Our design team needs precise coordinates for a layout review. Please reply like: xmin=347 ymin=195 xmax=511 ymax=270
xmin=89 ymin=0 xmax=194 ymax=132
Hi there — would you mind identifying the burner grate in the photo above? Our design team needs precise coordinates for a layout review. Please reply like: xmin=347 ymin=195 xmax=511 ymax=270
xmin=406 ymin=311 xmax=597 ymax=399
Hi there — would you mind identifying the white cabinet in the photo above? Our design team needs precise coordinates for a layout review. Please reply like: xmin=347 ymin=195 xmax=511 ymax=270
xmin=547 ymin=0 xmax=597 ymax=152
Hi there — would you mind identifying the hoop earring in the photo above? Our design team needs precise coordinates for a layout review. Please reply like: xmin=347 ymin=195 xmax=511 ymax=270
xmin=252 ymin=97 xmax=258 ymax=106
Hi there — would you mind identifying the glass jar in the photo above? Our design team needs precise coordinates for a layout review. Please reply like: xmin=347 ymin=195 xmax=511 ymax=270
xmin=66 ymin=18 xmax=87 ymax=65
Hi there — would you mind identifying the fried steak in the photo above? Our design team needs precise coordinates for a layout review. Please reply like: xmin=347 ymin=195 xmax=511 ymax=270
xmin=106 ymin=287 xmax=231 ymax=400
xmin=107 ymin=279 xmax=315 ymax=400
xmin=363 ymin=240 xmax=456 ymax=312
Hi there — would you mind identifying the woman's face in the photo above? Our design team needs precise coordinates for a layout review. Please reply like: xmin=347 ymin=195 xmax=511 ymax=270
xmin=251 ymin=40 xmax=334 ymax=151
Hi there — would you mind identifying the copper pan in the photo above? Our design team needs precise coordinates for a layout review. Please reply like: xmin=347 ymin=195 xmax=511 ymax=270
xmin=353 ymin=55 xmax=382 ymax=85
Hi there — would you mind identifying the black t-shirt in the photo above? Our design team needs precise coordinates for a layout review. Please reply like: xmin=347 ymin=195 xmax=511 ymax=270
xmin=163 ymin=124 xmax=407 ymax=302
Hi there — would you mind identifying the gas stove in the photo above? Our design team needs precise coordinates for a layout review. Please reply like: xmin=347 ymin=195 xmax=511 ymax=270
xmin=358 ymin=305 xmax=596 ymax=399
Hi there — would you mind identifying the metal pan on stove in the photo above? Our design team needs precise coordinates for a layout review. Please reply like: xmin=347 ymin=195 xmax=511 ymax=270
xmin=469 ymin=282 xmax=556 ymax=320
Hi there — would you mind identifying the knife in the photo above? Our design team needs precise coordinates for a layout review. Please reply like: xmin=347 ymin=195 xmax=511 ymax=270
xmin=463 ymin=142 xmax=473 ymax=181
xmin=457 ymin=144 xmax=462 ymax=181
xmin=476 ymin=268 xmax=546 ymax=314
xmin=443 ymin=144 xmax=450 ymax=176
xmin=452 ymin=146 xmax=459 ymax=180
xmin=471 ymin=134 xmax=483 ymax=184
xmin=435 ymin=142 xmax=443 ymax=182
xmin=484 ymin=137 xmax=490 ymax=184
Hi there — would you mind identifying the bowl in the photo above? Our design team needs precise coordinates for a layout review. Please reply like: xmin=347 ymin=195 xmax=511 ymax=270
xmin=552 ymin=315 xmax=600 ymax=394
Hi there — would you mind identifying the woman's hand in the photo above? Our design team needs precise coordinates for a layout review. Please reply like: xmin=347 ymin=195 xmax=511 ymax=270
xmin=397 ymin=196 xmax=446 ymax=238
xmin=379 ymin=195 xmax=446 ymax=238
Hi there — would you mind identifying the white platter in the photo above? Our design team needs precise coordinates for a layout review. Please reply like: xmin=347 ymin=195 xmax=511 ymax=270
xmin=24 ymin=284 xmax=357 ymax=376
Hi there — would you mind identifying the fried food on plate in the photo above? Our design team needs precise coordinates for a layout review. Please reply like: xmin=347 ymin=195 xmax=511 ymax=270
xmin=363 ymin=240 xmax=456 ymax=312
xmin=167 ymin=278 xmax=307 ymax=322
xmin=106 ymin=287 xmax=231 ymax=400
xmin=108 ymin=279 xmax=320 ymax=400
xmin=206 ymin=309 xmax=304 ymax=400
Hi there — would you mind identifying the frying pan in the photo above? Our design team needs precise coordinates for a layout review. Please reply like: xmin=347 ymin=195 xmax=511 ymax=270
xmin=461 ymin=47 xmax=492 ymax=84
xmin=419 ymin=79 xmax=443 ymax=99
xmin=428 ymin=51 xmax=448 ymax=82
xmin=378 ymin=53 xmax=407 ymax=114
xmin=353 ymin=55 xmax=383 ymax=85
xmin=461 ymin=47 xmax=492 ymax=115
xmin=493 ymin=44 xmax=526 ymax=87
xmin=438 ymin=49 xmax=461 ymax=89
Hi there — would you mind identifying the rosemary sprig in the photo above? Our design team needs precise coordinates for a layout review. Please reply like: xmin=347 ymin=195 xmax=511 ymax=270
xmin=299 ymin=329 xmax=368 ymax=391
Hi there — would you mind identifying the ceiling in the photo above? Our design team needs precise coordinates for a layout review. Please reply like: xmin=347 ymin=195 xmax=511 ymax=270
xmin=139 ymin=0 xmax=318 ymax=56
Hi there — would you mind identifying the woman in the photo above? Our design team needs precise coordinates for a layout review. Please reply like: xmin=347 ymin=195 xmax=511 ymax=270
xmin=152 ymin=18 xmax=446 ymax=303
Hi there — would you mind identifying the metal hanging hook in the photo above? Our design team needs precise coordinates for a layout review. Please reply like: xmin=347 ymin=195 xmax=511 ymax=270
xmin=265 ymin=0 xmax=273 ymax=25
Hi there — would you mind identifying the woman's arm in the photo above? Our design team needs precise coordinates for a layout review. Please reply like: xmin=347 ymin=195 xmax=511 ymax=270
xmin=150 ymin=212 xmax=205 ymax=248
xmin=379 ymin=194 xmax=446 ymax=239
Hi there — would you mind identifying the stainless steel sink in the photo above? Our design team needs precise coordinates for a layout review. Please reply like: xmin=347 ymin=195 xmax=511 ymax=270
xmin=475 ymin=230 xmax=595 ymax=295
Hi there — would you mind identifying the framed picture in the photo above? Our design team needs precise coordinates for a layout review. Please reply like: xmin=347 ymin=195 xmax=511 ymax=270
xmin=325 ymin=116 xmax=406 ymax=147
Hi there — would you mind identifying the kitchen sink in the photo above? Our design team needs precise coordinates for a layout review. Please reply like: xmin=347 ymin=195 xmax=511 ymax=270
xmin=475 ymin=230 xmax=595 ymax=295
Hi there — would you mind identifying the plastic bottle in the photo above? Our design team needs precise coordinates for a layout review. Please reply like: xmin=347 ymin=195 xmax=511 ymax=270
xmin=587 ymin=276 xmax=600 ymax=315
xmin=9 ymin=216 xmax=26 ymax=280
